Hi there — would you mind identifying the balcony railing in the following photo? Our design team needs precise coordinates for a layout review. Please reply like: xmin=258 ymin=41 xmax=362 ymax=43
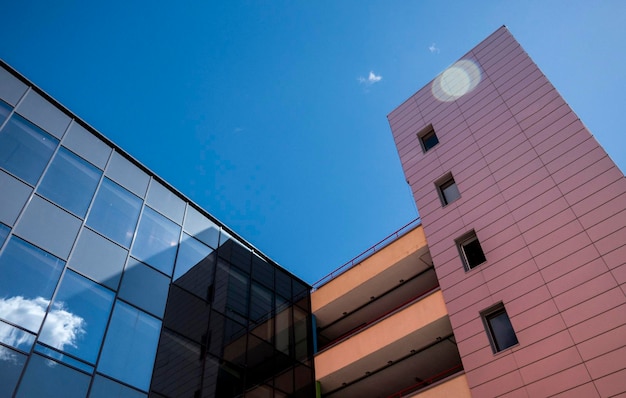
xmin=312 ymin=217 xmax=421 ymax=290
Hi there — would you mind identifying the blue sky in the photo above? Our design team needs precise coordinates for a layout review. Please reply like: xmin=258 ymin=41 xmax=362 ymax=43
xmin=2 ymin=1 xmax=624 ymax=284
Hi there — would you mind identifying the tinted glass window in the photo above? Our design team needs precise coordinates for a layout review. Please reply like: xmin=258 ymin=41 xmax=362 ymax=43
xmin=420 ymin=129 xmax=439 ymax=152
xmin=174 ymin=233 xmax=214 ymax=281
xmin=39 ymin=270 xmax=114 ymax=363
xmin=0 ymin=222 xmax=9 ymax=246
xmin=0 ymin=99 xmax=11 ymax=125
xmin=0 ymin=113 xmax=58 ymax=185
xmin=37 ymin=147 xmax=101 ymax=217
xmin=87 ymin=178 xmax=142 ymax=247
xmin=0 ymin=345 xmax=27 ymax=398
xmin=487 ymin=308 xmax=518 ymax=351
xmin=119 ymin=258 xmax=170 ymax=318
xmin=90 ymin=375 xmax=147 ymax=398
xmin=98 ymin=301 xmax=161 ymax=391
xmin=15 ymin=354 xmax=91 ymax=398
xmin=440 ymin=178 xmax=460 ymax=205
xmin=131 ymin=207 xmax=180 ymax=276
xmin=0 ymin=237 xmax=65 ymax=332
xmin=0 ymin=319 xmax=36 ymax=352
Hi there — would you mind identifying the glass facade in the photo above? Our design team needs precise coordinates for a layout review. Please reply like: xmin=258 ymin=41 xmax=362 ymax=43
xmin=0 ymin=63 xmax=314 ymax=397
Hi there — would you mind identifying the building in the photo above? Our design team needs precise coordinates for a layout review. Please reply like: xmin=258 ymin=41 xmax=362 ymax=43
xmin=0 ymin=61 xmax=315 ymax=397
xmin=311 ymin=26 xmax=625 ymax=398
xmin=1 ymin=26 xmax=625 ymax=398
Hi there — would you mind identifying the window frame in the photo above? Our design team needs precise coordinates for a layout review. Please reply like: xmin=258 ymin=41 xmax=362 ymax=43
xmin=435 ymin=173 xmax=461 ymax=206
xmin=481 ymin=303 xmax=519 ymax=353
xmin=417 ymin=125 xmax=439 ymax=153
xmin=456 ymin=230 xmax=486 ymax=271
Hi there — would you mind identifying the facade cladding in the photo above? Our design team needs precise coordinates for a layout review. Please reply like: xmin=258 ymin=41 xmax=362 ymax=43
xmin=0 ymin=62 xmax=314 ymax=397
xmin=388 ymin=26 xmax=626 ymax=397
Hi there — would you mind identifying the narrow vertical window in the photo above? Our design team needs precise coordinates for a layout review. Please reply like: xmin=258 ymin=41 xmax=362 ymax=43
xmin=456 ymin=230 xmax=486 ymax=271
xmin=482 ymin=303 xmax=518 ymax=353
xmin=436 ymin=173 xmax=461 ymax=206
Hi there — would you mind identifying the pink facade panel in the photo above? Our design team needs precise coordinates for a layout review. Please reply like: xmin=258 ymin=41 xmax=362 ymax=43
xmin=388 ymin=26 xmax=626 ymax=397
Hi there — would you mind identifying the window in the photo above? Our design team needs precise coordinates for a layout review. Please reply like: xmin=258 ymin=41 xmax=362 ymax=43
xmin=481 ymin=303 xmax=518 ymax=353
xmin=436 ymin=173 xmax=461 ymax=206
xmin=456 ymin=231 xmax=486 ymax=270
xmin=419 ymin=127 xmax=439 ymax=152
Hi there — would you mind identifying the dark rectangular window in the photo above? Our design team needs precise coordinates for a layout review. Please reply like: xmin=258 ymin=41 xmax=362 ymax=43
xmin=482 ymin=304 xmax=518 ymax=353
xmin=456 ymin=231 xmax=486 ymax=270
xmin=436 ymin=174 xmax=460 ymax=206
xmin=420 ymin=129 xmax=439 ymax=152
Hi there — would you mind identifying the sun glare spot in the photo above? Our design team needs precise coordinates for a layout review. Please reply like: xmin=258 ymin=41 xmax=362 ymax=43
xmin=432 ymin=60 xmax=482 ymax=102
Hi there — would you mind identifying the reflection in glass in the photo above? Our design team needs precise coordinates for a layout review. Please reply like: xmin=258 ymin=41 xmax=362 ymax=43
xmin=37 ymin=147 xmax=101 ymax=217
xmin=39 ymin=270 xmax=114 ymax=363
xmin=174 ymin=233 xmax=213 ymax=280
xmin=34 ymin=343 xmax=94 ymax=373
xmin=0 ymin=344 xmax=26 ymax=398
xmin=87 ymin=178 xmax=142 ymax=248
xmin=0 ymin=319 xmax=35 ymax=353
xmin=0 ymin=113 xmax=59 ymax=185
xmin=15 ymin=353 xmax=91 ymax=398
xmin=0 ymin=100 xmax=11 ymax=125
xmin=119 ymin=258 xmax=169 ymax=318
xmin=131 ymin=207 xmax=180 ymax=276
xmin=91 ymin=374 xmax=147 ymax=398
xmin=0 ymin=237 xmax=65 ymax=332
xmin=0 ymin=222 xmax=9 ymax=246
xmin=98 ymin=301 xmax=161 ymax=391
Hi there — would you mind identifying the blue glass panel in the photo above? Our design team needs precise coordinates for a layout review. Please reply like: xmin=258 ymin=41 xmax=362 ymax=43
xmin=119 ymin=258 xmax=170 ymax=318
xmin=87 ymin=178 xmax=142 ymax=248
xmin=0 ymin=113 xmax=58 ymax=185
xmin=15 ymin=354 xmax=91 ymax=398
xmin=0 ymin=99 xmax=11 ymax=125
xmin=0 ymin=319 xmax=35 ymax=352
xmin=0 ymin=237 xmax=65 ymax=332
xmin=0 ymin=222 xmax=9 ymax=246
xmin=131 ymin=207 xmax=180 ymax=276
xmin=174 ymin=233 xmax=214 ymax=281
xmin=98 ymin=301 xmax=161 ymax=391
xmin=34 ymin=343 xmax=94 ymax=373
xmin=0 ymin=344 xmax=27 ymax=397
xmin=39 ymin=270 xmax=114 ymax=363
xmin=90 ymin=375 xmax=147 ymax=398
xmin=37 ymin=147 xmax=102 ymax=217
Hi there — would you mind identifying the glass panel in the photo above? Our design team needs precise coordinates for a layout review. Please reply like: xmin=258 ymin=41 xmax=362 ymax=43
xmin=119 ymin=258 xmax=170 ymax=318
xmin=174 ymin=233 xmax=215 ymax=281
xmin=488 ymin=310 xmax=518 ymax=351
xmin=87 ymin=178 xmax=142 ymax=248
xmin=0 ymin=222 xmax=9 ymax=246
xmin=98 ymin=301 xmax=161 ymax=391
xmin=39 ymin=270 xmax=114 ymax=364
xmin=252 ymin=254 xmax=275 ymax=289
xmin=183 ymin=206 xmax=220 ymax=249
xmin=0 ymin=345 xmax=27 ymax=398
xmin=162 ymin=284 xmax=211 ymax=344
xmin=250 ymin=282 xmax=273 ymax=324
xmin=421 ymin=130 xmax=439 ymax=151
xmin=150 ymin=330 xmax=202 ymax=397
xmin=90 ymin=375 xmax=147 ymax=398
xmin=0 ymin=99 xmax=11 ymax=125
xmin=131 ymin=207 xmax=180 ymax=276
xmin=0 ymin=237 xmax=65 ymax=332
xmin=441 ymin=179 xmax=460 ymax=204
xmin=34 ymin=343 xmax=94 ymax=373
xmin=0 ymin=113 xmax=59 ymax=185
xmin=0 ymin=170 xmax=32 ymax=227
xmin=37 ymin=147 xmax=102 ymax=217
xmin=0 ymin=319 xmax=35 ymax=352
xmin=293 ymin=306 xmax=309 ymax=361
xmin=15 ymin=354 xmax=91 ymax=398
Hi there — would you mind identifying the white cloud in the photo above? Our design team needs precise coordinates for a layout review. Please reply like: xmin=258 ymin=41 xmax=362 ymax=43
xmin=0 ymin=296 xmax=85 ymax=362
xmin=358 ymin=71 xmax=383 ymax=85
xmin=429 ymin=43 xmax=440 ymax=54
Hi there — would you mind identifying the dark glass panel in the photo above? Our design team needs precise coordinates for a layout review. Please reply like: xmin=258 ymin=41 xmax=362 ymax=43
xmin=275 ymin=270 xmax=292 ymax=302
xmin=293 ymin=364 xmax=315 ymax=398
xmin=293 ymin=306 xmax=310 ymax=362
xmin=162 ymin=284 xmax=211 ymax=344
xmin=98 ymin=301 xmax=161 ymax=391
xmin=37 ymin=147 xmax=101 ymax=217
xmin=250 ymin=282 xmax=273 ymax=324
xmin=174 ymin=233 xmax=216 ymax=297
xmin=0 ymin=237 xmax=65 ymax=332
xmin=246 ymin=333 xmax=277 ymax=387
xmin=87 ymin=178 xmax=142 ymax=247
xmin=218 ymin=234 xmax=251 ymax=274
xmin=275 ymin=303 xmax=291 ymax=357
xmin=0 ymin=345 xmax=27 ymax=397
xmin=119 ymin=258 xmax=170 ymax=318
xmin=251 ymin=254 xmax=275 ymax=289
xmin=0 ymin=113 xmax=58 ymax=185
xmin=215 ymin=359 xmax=244 ymax=397
xmin=150 ymin=330 xmax=203 ymax=397
xmin=421 ymin=130 xmax=439 ymax=151
xmin=488 ymin=309 xmax=518 ymax=351
xmin=131 ymin=207 xmax=180 ymax=276
xmin=15 ymin=354 xmax=91 ymax=398
xmin=39 ymin=270 xmax=114 ymax=363
xmin=274 ymin=367 xmax=294 ymax=395
xmin=90 ymin=375 xmax=147 ymax=398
